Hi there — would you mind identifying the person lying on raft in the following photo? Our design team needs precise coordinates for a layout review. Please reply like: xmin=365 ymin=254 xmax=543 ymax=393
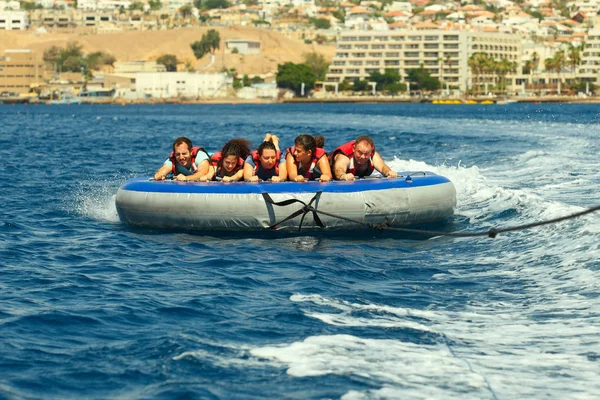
xmin=330 ymin=135 xmax=398 ymax=181
xmin=285 ymin=134 xmax=332 ymax=182
xmin=243 ymin=133 xmax=288 ymax=182
xmin=153 ymin=136 xmax=210 ymax=182
xmin=200 ymin=138 xmax=251 ymax=182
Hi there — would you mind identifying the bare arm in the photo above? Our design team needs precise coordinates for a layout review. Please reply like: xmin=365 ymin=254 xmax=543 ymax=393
xmin=286 ymin=153 xmax=300 ymax=181
xmin=333 ymin=153 xmax=354 ymax=181
xmin=154 ymin=164 xmax=172 ymax=180
xmin=222 ymin=168 xmax=245 ymax=182
xmin=243 ymin=162 xmax=258 ymax=182
xmin=317 ymin=156 xmax=332 ymax=182
xmin=199 ymin=165 xmax=215 ymax=182
xmin=274 ymin=162 xmax=287 ymax=182
xmin=180 ymin=160 xmax=211 ymax=182
xmin=372 ymin=151 xmax=398 ymax=178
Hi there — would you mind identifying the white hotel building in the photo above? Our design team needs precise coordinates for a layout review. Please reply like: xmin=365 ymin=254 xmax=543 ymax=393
xmin=326 ymin=30 xmax=522 ymax=93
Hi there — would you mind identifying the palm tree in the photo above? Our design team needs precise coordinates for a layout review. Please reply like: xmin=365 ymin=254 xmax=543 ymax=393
xmin=553 ymin=50 xmax=567 ymax=91
xmin=531 ymin=51 xmax=540 ymax=95
xmin=468 ymin=52 xmax=491 ymax=95
xmin=468 ymin=53 xmax=482 ymax=95
xmin=568 ymin=43 xmax=585 ymax=73
xmin=544 ymin=57 xmax=557 ymax=93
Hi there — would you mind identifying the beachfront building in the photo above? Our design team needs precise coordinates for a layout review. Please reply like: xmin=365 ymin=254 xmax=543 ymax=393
xmin=0 ymin=10 xmax=28 ymax=30
xmin=0 ymin=49 xmax=43 ymax=94
xmin=325 ymin=30 xmax=522 ymax=93
xmin=578 ymin=28 xmax=600 ymax=83
xmin=135 ymin=72 xmax=231 ymax=98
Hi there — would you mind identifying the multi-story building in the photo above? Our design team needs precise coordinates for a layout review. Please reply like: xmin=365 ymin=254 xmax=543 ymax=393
xmin=326 ymin=29 xmax=522 ymax=93
xmin=0 ymin=10 xmax=27 ymax=30
xmin=0 ymin=49 xmax=43 ymax=94
xmin=578 ymin=29 xmax=600 ymax=83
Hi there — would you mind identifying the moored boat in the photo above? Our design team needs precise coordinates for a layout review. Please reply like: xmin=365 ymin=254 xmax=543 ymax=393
xmin=115 ymin=172 xmax=457 ymax=232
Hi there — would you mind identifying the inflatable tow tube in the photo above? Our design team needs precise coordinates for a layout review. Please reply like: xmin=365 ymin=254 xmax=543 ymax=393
xmin=115 ymin=172 xmax=456 ymax=232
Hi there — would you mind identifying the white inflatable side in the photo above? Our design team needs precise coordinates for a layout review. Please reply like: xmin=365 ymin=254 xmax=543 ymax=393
xmin=115 ymin=181 xmax=456 ymax=232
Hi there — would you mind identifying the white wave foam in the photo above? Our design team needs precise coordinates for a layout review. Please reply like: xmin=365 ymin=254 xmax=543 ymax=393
xmin=246 ymin=294 xmax=600 ymax=398
xmin=72 ymin=180 xmax=120 ymax=223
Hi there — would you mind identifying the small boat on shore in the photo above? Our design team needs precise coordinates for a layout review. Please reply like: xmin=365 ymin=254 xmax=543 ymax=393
xmin=115 ymin=172 xmax=457 ymax=233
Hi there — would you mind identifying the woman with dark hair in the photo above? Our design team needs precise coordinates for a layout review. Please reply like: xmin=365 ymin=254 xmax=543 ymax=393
xmin=200 ymin=138 xmax=251 ymax=182
xmin=244 ymin=133 xmax=287 ymax=182
xmin=285 ymin=134 xmax=332 ymax=182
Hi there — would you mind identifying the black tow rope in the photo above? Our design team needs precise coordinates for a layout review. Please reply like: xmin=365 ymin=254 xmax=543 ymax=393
xmin=262 ymin=191 xmax=326 ymax=231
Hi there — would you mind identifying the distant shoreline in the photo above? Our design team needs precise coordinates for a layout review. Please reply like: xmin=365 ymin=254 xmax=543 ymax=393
xmin=3 ymin=96 xmax=600 ymax=105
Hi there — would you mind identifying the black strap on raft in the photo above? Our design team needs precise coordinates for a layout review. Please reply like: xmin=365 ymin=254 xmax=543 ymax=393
xmin=262 ymin=191 xmax=325 ymax=231
xmin=261 ymin=189 xmax=600 ymax=238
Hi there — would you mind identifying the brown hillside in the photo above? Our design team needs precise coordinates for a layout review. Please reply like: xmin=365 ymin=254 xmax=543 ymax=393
xmin=0 ymin=27 xmax=335 ymax=77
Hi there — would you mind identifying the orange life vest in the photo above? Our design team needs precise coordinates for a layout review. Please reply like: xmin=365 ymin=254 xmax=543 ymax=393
xmin=329 ymin=140 xmax=375 ymax=178
xmin=286 ymin=146 xmax=327 ymax=180
xmin=249 ymin=149 xmax=281 ymax=180
xmin=168 ymin=146 xmax=209 ymax=175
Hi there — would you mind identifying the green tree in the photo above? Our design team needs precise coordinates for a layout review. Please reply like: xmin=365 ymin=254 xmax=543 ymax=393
xmin=568 ymin=44 xmax=584 ymax=73
xmin=148 ymin=0 xmax=162 ymax=10
xmin=311 ymin=18 xmax=331 ymax=29
xmin=276 ymin=62 xmax=317 ymax=96
xmin=338 ymin=80 xmax=352 ymax=91
xmin=43 ymin=45 xmax=62 ymax=65
xmin=156 ymin=54 xmax=179 ymax=71
xmin=303 ymin=51 xmax=329 ymax=81
xmin=20 ymin=1 xmax=43 ymax=10
xmin=130 ymin=1 xmax=145 ymax=11
xmin=352 ymin=79 xmax=369 ymax=91
xmin=86 ymin=51 xmax=116 ymax=70
xmin=332 ymin=10 xmax=344 ymax=22
xmin=205 ymin=29 xmax=221 ymax=53
xmin=251 ymin=76 xmax=264 ymax=84
xmin=203 ymin=0 xmax=230 ymax=10
xmin=406 ymin=67 xmax=440 ymax=91
xmin=190 ymin=29 xmax=220 ymax=59
xmin=179 ymin=4 xmax=193 ymax=18
xmin=242 ymin=74 xmax=251 ymax=87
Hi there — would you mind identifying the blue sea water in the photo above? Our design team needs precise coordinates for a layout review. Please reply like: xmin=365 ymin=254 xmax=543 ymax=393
xmin=1 ymin=102 xmax=599 ymax=399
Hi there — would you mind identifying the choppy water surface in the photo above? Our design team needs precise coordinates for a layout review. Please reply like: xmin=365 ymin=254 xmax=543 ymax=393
xmin=1 ymin=103 xmax=599 ymax=399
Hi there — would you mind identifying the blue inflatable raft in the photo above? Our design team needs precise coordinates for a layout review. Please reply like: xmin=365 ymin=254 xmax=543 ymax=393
xmin=115 ymin=172 xmax=456 ymax=232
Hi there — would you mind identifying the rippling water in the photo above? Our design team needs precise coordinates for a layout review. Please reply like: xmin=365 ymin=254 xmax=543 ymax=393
xmin=1 ymin=103 xmax=599 ymax=399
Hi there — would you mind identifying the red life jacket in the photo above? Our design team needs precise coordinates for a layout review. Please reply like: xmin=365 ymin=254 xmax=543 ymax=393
xmin=169 ymin=146 xmax=209 ymax=175
xmin=210 ymin=151 xmax=245 ymax=179
xmin=329 ymin=140 xmax=375 ymax=177
xmin=286 ymin=146 xmax=327 ymax=180
xmin=250 ymin=149 xmax=281 ymax=179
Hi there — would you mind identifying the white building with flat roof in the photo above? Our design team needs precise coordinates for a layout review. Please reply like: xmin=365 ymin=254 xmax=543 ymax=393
xmin=78 ymin=0 xmax=132 ymax=10
xmin=136 ymin=72 xmax=231 ymax=98
xmin=326 ymin=29 xmax=522 ymax=93
xmin=0 ymin=10 xmax=27 ymax=30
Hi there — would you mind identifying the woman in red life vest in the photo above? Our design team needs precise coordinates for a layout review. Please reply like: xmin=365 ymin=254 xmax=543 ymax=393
xmin=330 ymin=135 xmax=399 ymax=180
xmin=154 ymin=136 xmax=210 ymax=182
xmin=243 ymin=133 xmax=288 ymax=182
xmin=285 ymin=134 xmax=332 ymax=182
xmin=200 ymin=138 xmax=251 ymax=182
